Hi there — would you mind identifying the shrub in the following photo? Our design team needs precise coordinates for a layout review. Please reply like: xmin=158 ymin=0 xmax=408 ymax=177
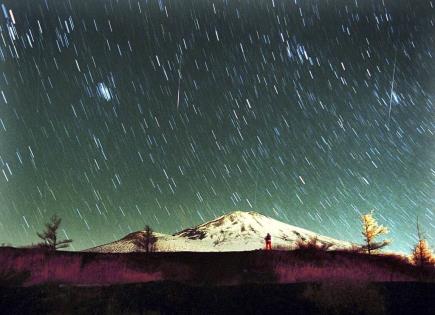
xmin=294 ymin=236 xmax=333 ymax=251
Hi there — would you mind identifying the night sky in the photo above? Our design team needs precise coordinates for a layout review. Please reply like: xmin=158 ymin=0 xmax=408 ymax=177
xmin=0 ymin=0 xmax=433 ymax=252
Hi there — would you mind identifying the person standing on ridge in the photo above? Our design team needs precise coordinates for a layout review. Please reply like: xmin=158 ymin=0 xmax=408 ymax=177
xmin=265 ymin=233 xmax=272 ymax=250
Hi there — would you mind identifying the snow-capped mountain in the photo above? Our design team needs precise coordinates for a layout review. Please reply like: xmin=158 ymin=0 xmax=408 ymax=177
xmin=86 ymin=211 xmax=352 ymax=253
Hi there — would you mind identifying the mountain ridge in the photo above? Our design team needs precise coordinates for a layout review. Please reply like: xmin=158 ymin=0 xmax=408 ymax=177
xmin=86 ymin=210 xmax=353 ymax=253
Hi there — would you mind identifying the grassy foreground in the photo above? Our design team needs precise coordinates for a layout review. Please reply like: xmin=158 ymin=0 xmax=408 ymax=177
xmin=0 ymin=247 xmax=434 ymax=314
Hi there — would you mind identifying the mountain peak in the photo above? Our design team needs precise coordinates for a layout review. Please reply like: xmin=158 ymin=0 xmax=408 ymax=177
xmin=216 ymin=210 xmax=264 ymax=222
xmin=225 ymin=210 xmax=263 ymax=217
xmin=196 ymin=210 xmax=265 ymax=226
xmin=87 ymin=210 xmax=352 ymax=253
xmin=172 ymin=210 xmax=264 ymax=240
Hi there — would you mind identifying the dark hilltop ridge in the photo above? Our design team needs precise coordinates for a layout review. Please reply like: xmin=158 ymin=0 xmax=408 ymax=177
xmin=0 ymin=211 xmax=434 ymax=314
xmin=0 ymin=247 xmax=434 ymax=314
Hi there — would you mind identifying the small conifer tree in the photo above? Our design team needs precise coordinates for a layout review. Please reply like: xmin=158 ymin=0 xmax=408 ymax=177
xmin=361 ymin=210 xmax=390 ymax=254
xmin=37 ymin=214 xmax=72 ymax=250
xmin=134 ymin=225 xmax=156 ymax=253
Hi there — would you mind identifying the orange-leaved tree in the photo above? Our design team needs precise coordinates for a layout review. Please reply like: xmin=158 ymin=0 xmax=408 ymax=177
xmin=410 ymin=217 xmax=435 ymax=268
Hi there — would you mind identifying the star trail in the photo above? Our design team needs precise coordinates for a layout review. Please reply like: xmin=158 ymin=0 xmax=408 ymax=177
xmin=0 ymin=0 xmax=433 ymax=252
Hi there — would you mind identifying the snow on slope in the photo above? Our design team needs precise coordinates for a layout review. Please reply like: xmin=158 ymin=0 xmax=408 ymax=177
xmin=86 ymin=211 xmax=352 ymax=253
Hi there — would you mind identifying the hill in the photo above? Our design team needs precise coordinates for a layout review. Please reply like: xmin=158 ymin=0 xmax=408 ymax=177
xmin=0 ymin=246 xmax=432 ymax=286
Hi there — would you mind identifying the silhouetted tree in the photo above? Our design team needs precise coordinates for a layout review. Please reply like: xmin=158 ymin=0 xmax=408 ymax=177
xmin=361 ymin=210 xmax=390 ymax=254
xmin=410 ymin=217 xmax=435 ymax=268
xmin=37 ymin=214 xmax=72 ymax=250
xmin=134 ymin=225 xmax=156 ymax=253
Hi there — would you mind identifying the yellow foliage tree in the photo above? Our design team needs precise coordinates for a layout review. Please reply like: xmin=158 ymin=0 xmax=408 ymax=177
xmin=361 ymin=210 xmax=390 ymax=254
xmin=410 ymin=218 xmax=435 ymax=267
xmin=411 ymin=240 xmax=435 ymax=267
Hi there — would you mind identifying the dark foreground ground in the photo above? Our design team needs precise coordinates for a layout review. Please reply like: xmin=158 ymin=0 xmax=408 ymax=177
xmin=1 ymin=247 xmax=434 ymax=314
xmin=1 ymin=247 xmax=434 ymax=285
xmin=1 ymin=281 xmax=434 ymax=315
